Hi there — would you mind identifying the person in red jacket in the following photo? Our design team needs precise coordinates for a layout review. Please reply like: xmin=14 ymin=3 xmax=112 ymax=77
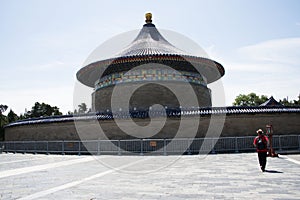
xmin=253 ymin=129 xmax=269 ymax=172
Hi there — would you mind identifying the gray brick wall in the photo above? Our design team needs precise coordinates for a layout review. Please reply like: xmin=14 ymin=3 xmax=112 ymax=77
xmin=4 ymin=112 xmax=299 ymax=141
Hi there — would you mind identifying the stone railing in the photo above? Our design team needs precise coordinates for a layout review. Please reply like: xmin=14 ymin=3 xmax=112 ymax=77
xmin=1 ymin=135 xmax=299 ymax=156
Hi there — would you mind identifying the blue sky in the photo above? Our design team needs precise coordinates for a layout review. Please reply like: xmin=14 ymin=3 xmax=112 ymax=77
xmin=1 ymin=0 xmax=300 ymax=114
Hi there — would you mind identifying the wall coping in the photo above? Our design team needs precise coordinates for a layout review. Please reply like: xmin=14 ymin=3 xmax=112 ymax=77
xmin=5 ymin=106 xmax=300 ymax=128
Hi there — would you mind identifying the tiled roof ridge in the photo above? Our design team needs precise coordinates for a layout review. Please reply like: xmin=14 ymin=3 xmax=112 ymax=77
xmin=5 ymin=106 xmax=300 ymax=128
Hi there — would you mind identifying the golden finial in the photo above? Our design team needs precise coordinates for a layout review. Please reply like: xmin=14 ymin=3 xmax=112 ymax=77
xmin=145 ymin=12 xmax=152 ymax=24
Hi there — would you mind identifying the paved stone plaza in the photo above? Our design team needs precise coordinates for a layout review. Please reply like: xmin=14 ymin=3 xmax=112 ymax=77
xmin=0 ymin=152 xmax=300 ymax=199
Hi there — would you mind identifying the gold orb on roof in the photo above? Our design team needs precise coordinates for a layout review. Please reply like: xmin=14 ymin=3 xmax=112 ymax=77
xmin=145 ymin=12 xmax=152 ymax=23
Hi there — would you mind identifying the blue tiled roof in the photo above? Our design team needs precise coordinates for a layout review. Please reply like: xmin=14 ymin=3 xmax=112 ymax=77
xmin=76 ymin=19 xmax=225 ymax=87
xmin=260 ymin=96 xmax=283 ymax=107
xmin=5 ymin=106 xmax=300 ymax=128
xmin=115 ymin=23 xmax=187 ymax=57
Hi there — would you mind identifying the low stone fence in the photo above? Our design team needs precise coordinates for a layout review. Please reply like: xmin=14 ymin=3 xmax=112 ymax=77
xmin=1 ymin=135 xmax=300 ymax=155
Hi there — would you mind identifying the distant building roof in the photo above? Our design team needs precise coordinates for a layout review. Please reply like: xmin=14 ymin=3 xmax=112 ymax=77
xmin=260 ymin=96 xmax=283 ymax=107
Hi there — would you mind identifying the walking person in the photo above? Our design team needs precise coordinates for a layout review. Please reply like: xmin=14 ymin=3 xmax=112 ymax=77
xmin=253 ymin=129 xmax=269 ymax=172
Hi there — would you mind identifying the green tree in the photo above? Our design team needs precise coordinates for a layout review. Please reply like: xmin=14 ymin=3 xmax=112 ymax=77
xmin=292 ymin=94 xmax=300 ymax=105
xmin=78 ymin=103 xmax=87 ymax=114
xmin=279 ymin=96 xmax=300 ymax=106
xmin=233 ymin=93 xmax=268 ymax=106
xmin=0 ymin=104 xmax=8 ymax=115
xmin=19 ymin=114 xmax=26 ymax=120
xmin=279 ymin=98 xmax=290 ymax=106
xmin=7 ymin=109 xmax=19 ymax=123
xmin=67 ymin=111 xmax=74 ymax=115
xmin=0 ymin=104 xmax=8 ymax=141
xmin=24 ymin=102 xmax=62 ymax=118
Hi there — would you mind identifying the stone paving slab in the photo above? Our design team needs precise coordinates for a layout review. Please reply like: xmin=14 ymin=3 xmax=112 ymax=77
xmin=0 ymin=153 xmax=299 ymax=199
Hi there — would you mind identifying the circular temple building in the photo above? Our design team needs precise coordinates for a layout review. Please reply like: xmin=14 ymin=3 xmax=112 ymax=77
xmin=76 ymin=13 xmax=225 ymax=112
xmin=3 ymin=13 xmax=300 ymax=145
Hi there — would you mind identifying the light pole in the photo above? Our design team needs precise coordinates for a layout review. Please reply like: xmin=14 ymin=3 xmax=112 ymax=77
xmin=266 ymin=124 xmax=278 ymax=157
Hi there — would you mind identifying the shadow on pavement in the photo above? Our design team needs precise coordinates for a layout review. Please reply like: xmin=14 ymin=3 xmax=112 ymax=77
xmin=265 ymin=170 xmax=283 ymax=173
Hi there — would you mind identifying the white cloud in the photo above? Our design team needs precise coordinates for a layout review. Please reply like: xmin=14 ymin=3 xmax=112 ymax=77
xmin=0 ymin=86 xmax=76 ymax=115
xmin=238 ymin=37 xmax=300 ymax=65
xmin=23 ymin=60 xmax=67 ymax=71
xmin=223 ymin=62 xmax=293 ymax=73
xmin=211 ymin=37 xmax=300 ymax=105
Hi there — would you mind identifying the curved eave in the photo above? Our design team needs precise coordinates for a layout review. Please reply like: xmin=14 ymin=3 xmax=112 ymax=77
xmin=76 ymin=54 xmax=225 ymax=87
